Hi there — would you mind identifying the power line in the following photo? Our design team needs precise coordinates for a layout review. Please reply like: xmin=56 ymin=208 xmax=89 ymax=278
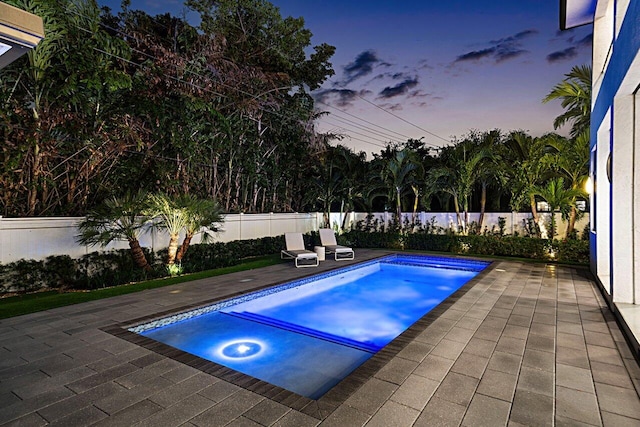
xmin=317 ymin=117 xmax=398 ymax=146
xmin=83 ymin=5 xmax=438 ymax=150
xmin=323 ymin=111 xmax=410 ymax=142
xmin=315 ymin=99 xmax=413 ymax=140
xmin=326 ymin=77 xmax=452 ymax=146
xmin=64 ymin=5 xmax=445 ymax=154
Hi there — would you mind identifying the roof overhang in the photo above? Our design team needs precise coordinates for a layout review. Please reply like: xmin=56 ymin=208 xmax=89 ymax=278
xmin=0 ymin=2 xmax=44 ymax=69
xmin=560 ymin=0 xmax=597 ymax=30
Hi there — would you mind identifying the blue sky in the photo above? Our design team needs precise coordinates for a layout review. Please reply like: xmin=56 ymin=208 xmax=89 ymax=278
xmin=100 ymin=0 xmax=593 ymax=155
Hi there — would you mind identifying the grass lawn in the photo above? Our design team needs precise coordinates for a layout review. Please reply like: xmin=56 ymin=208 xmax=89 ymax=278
xmin=0 ymin=255 xmax=282 ymax=319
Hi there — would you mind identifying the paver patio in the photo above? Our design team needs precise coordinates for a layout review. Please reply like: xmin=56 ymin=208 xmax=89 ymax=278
xmin=1 ymin=250 xmax=639 ymax=426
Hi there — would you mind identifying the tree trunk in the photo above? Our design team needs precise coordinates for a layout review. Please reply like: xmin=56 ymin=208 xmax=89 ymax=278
xmin=478 ymin=182 xmax=487 ymax=231
xmin=28 ymin=141 xmax=41 ymax=216
xmin=129 ymin=239 xmax=152 ymax=272
xmin=453 ymin=195 xmax=462 ymax=233
xmin=529 ymin=194 xmax=541 ymax=238
xmin=167 ymin=233 xmax=180 ymax=265
xmin=566 ymin=206 xmax=577 ymax=239
xmin=412 ymin=185 xmax=419 ymax=225
xmin=176 ymin=233 xmax=193 ymax=262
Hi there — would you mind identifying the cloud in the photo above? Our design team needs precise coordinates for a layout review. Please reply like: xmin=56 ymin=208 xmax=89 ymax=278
xmin=379 ymin=102 xmax=403 ymax=111
xmin=378 ymin=78 xmax=419 ymax=99
xmin=455 ymin=29 xmax=537 ymax=64
xmin=495 ymin=46 xmax=528 ymax=62
xmin=368 ymin=71 xmax=412 ymax=83
xmin=417 ymin=59 xmax=433 ymax=70
xmin=490 ymin=29 xmax=538 ymax=45
xmin=455 ymin=47 xmax=496 ymax=62
xmin=577 ymin=33 xmax=593 ymax=47
xmin=341 ymin=50 xmax=387 ymax=84
xmin=314 ymin=88 xmax=371 ymax=108
xmin=546 ymin=47 xmax=578 ymax=63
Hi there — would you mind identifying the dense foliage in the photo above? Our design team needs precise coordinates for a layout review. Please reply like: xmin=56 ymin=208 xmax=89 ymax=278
xmin=0 ymin=236 xmax=282 ymax=294
xmin=1 ymin=0 xmax=336 ymax=216
xmin=341 ymin=228 xmax=589 ymax=265
xmin=1 ymin=0 xmax=590 ymax=235
xmin=0 ymin=1 xmax=593 ymax=293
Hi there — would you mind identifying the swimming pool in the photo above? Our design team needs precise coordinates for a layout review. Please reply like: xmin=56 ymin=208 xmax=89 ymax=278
xmin=129 ymin=254 xmax=489 ymax=399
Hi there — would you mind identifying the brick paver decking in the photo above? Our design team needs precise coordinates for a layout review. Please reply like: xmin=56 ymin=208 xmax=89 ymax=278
xmin=1 ymin=250 xmax=639 ymax=426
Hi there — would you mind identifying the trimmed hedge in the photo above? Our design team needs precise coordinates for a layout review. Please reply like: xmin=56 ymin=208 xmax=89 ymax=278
xmin=0 ymin=230 xmax=590 ymax=296
xmin=0 ymin=236 xmax=283 ymax=295
xmin=342 ymin=230 xmax=589 ymax=264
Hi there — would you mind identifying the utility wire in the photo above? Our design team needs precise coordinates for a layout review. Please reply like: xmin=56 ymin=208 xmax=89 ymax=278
xmin=315 ymin=99 xmax=413 ymax=140
xmin=326 ymin=77 xmax=452 ymax=146
xmin=321 ymin=110 xmax=409 ymax=142
xmin=65 ymin=5 xmax=429 ymax=152
xmin=317 ymin=117 xmax=399 ymax=145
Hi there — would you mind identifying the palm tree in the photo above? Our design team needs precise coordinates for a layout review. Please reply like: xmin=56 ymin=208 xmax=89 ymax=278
xmin=475 ymin=130 xmax=503 ymax=231
xmin=432 ymin=143 xmax=487 ymax=234
xmin=503 ymin=132 xmax=554 ymax=237
xmin=146 ymin=193 xmax=190 ymax=265
xmin=175 ymin=196 xmax=225 ymax=263
xmin=543 ymin=64 xmax=592 ymax=138
xmin=381 ymin=148 xmax=420 ymax=222
xmin=547 ymin=131 xmax=590 ymax=238
xmin=76 ymin=191 xmax=152 ymax=272
xmin=311 ymin=153 xmax=345 ymax=228
xmin=534 ymin=178 xmax=584 ymax=239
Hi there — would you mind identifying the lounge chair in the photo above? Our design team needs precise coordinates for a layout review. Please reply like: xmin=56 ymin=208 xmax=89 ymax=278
xmin=281 ymin=232 xmax=319 ymax=268
xmin=319 ymin=228 xmax=355 ymax=261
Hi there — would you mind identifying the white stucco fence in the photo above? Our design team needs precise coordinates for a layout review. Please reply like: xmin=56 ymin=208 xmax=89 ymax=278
xmin=329 ymin=211 xmax=589 ymax=241
xmin=0 ymin=213 xmax=323 ymax=264
xmin=0 ymin=211 xmax=588 ymax=264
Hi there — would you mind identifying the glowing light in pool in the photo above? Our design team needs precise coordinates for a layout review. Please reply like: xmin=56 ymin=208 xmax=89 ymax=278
xmin=218 ymin=340 xmax=264 ymax=359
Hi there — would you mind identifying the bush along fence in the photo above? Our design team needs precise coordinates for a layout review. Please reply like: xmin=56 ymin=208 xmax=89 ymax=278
xmin=340 ymin=215 xmax=589 ymax=265
xmin=0 ymin=220 xmax=589 ymax=295
xmin=0 ymin=236 xmax=283 ymax=295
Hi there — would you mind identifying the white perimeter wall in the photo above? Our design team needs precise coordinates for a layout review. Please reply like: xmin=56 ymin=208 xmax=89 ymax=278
xmin=0 ymin=213 xmax=323 ymax=264
xmin=0 ymin=211 xmax=589 ymax=264
xmin=329 ymin=212 xmax=589 ymax=239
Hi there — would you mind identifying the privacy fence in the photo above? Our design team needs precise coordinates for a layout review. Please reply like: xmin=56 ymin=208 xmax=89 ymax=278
xmin=0 ymin=211 xmax=588 ymax=264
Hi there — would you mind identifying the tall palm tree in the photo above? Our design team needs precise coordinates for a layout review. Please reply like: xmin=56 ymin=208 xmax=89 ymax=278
xmin=381 ymin=148 xmax=420 ymax=221
xmin=76 ymin=191 xmax=152 ymax=272
xmin=311 ymin=151 xmax=345 ymax=227
xmin=331 ymin=145 xmax=366 ymax=231
xmin=534 ymin=178 xmax=584 ymax=239
xmin=546 ymin=131 xmax=590 ymax=237
xmin=432 ymin=143 xmax=487 ymax=234
xmin=503 ymin=132 xmax=554 ymax=237
xmin=175 ymin=196 xmax=225 ymax=262
xmin=543 ymin=64 xmax=592 ymax=138
xmin=475 ymin=130 xmax=503 ymax=231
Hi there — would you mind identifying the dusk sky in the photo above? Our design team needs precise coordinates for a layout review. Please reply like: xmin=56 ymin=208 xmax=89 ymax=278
xmin=100 ymin=0 xmax=593 ymax=156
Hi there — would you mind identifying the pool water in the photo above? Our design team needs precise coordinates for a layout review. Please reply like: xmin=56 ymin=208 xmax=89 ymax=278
xmin=132 ymin=255 xmax=489 ymax=399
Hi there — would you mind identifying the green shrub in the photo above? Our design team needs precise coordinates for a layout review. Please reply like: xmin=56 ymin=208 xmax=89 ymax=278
xmin=404 ymin=233 xmax=459 ymax=252
xmin=341 ymin=230 xmax=403 ymax=249
xmin=0 ymin=235 xmax=284 ymax=295
xmin=553 ymin=239 xmax=590 ymax=264
xmin=341 ymin=229 xmax=589 ymax=264
xmin=0 ymin=230 xmax=591 ymax=296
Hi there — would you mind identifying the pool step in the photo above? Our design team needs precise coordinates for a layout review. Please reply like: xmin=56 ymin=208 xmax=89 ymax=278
xmin=224 ymin=311 xmax=379 ymax=353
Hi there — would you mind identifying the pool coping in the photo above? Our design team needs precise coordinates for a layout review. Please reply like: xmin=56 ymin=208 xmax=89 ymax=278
xmin=101 ymin=253 xmax=497 ymax=421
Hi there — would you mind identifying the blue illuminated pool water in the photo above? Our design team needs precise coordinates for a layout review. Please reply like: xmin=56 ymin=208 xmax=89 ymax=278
xmin=131 ymin=255 xmax=489 ymax=399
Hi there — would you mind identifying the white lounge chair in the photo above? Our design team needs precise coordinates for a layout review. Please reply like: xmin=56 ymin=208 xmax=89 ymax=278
xmin=319 ymin=228 xmax=355 ymax=261
xmin=281 ymin=232 xmax=319 ymax=268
